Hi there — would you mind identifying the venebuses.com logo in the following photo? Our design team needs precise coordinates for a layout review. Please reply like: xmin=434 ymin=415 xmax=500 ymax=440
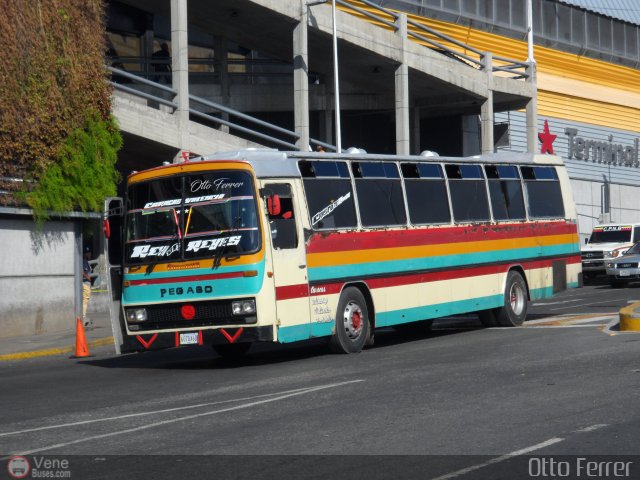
xmin=6 ymin=456 xmax=30 ymax=479
xmin=6 ymin=455 xmax=71 ymax=478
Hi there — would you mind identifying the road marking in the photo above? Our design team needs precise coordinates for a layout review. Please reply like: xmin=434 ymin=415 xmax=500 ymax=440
xmin=574 ymin=424 xmax=608 ymax=433
xmin=1 ymin=380 xmax=363 ymax=457
xmin=524 ymin=314 xmax=615 ymax=326
xmin=0 ymin=383 xmax=352 ymax=438
xmin=532 ymin=299 xmax=584 ymax=306
xmin=430 ymin=437 xmax=564 ymax=480
xmin=549 ymin=299 xmax=622 ymax=311
xmin=0 ymin=337 xmax=114 ymax=361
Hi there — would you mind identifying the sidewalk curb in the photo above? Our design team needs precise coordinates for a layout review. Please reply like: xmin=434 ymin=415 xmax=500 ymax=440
xmin=0 ymin=337 xmax=114 ymax=361
xmin=619 ymin=302 xmax=640 ymax=332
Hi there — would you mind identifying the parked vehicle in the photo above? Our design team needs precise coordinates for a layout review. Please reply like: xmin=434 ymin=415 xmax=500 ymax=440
xmin=581 ymin=224 xmax=640 ymax=277
xmin=606 ymin=242 xmax=640 ymax=287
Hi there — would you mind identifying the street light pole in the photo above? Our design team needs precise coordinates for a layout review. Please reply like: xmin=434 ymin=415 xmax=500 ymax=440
xmin=526 ymin=0 xmax=535 ymax=63
xmin=332 ymin=0 xmax=342 ymax=153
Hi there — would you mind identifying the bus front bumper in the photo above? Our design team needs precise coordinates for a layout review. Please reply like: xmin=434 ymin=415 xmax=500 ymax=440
xmin=121 ymin=325 xmax=274 ymax=353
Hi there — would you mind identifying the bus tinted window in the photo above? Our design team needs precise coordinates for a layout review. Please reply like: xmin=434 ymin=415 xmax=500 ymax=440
xmin=304 ymin=179 xmax=357 ymax=229
xmin=521 ymin=166 xmax=564 ymax=218
xmin=485 ymin=165 xmax=526 ymax=221
xmin=353 ymin=162 xmax=406 ymax=227
xmin=401 ymin=163 xmax=450 ymax=225
xmin=299 ymin=160 xmax=349 ymax=178
xmin=446 ymin=164 xmax=490 ymax=222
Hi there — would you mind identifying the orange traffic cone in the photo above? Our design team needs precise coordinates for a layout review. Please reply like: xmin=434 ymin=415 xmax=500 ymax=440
xmin=72 ymin=317 xmax=90 ymax=358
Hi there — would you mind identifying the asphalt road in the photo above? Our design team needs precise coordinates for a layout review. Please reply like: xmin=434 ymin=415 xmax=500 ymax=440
xmin=1 ymin=279 xmax=639 ymax=479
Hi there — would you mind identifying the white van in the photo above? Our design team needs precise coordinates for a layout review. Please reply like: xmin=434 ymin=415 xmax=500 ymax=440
xmin=581 ymin=224 xmax=640 ymax=276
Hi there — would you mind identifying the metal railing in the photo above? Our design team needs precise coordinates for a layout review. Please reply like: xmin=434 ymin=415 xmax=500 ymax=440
xmin=336 ymin=0 xmax=531 ymax=80
xmin=108 ymin=66 xmax=336 ymax=152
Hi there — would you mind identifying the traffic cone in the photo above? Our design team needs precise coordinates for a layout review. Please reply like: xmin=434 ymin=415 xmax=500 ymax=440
xmin=72 ymin=317 xmax=90 ymax=358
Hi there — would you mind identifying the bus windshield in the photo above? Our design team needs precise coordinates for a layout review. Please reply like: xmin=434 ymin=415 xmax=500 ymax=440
xmin=125 ymin=170 xmax=260 ymax=265
xmin=588 ymin=227 xmax=632 ymax=244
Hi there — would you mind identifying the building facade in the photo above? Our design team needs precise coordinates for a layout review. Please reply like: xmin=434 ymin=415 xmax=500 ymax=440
xmin=376 ymin=0 xmax=640 ymax=241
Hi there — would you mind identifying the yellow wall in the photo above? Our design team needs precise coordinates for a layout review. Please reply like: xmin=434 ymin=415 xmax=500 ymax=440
xmin=342 ymin=1 xmax=640 ymax=131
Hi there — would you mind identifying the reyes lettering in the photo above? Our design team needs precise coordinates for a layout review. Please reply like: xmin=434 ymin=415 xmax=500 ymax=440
xmin=186 ymin=235 xmax=242 ymax=252
xmin=131 ymin=243 xmax=180 ymax=258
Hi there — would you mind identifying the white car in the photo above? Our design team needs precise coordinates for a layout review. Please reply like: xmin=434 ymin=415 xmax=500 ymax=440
xmin=582 ymin=224 xmax=640 ymax=278
xmin=606 ymin=242 xmax=640 ymax=288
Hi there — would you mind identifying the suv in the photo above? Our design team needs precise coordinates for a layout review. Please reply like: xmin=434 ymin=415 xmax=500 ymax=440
xmin=581 ymin=224 xmax=640 ymax=277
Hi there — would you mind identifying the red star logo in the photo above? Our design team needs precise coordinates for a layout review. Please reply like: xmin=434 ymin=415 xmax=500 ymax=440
xmin=538 ymin=119 xmax=557 ymax=154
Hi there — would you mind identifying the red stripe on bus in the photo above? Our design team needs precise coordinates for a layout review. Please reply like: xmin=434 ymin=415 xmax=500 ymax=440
xmin=306 ymin=221 xmax=578 ymax=253
xmin=127 ymin=271 xmax=245 ymax=286
xmin=276 ymin=284 xmax=310 ymax=301
xmin=276 ymin=255 xmax=582 ymax=300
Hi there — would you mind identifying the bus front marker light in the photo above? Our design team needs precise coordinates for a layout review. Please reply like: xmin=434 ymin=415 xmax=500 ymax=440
xmin=126 ymin=308 xmax=148 ymax=323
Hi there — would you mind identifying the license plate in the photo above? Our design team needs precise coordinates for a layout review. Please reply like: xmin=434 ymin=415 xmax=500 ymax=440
xmin=179 ymin=332 xmax=199 ymax=345
xmin=620 ymin=270 xmax=631 ymax=277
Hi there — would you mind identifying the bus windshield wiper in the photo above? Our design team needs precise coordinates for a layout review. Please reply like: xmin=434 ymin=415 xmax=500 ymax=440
xmin=212 ymin=205 xmax=241 ymax=270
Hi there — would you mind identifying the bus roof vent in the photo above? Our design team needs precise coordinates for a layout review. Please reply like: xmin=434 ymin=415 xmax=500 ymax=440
xmin=420 ymin=150 xmax=439 ymax=157
xmin=345 ymin=147 xmax=367 ymax=154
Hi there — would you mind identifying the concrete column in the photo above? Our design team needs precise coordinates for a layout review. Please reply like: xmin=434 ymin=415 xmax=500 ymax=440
xmin=215 ymin=36 xmax=230 ymax=134
xmin=293 ymin=0 xmax=310 ymax=151
xmin=525 ymin=62 xmax=538 ymax=153
xmin=171 ymin=0 xmax=190 ymax=152
xmin=412 ymin=107 xmax=421 ymax=154
xmin=324 ymin=109 xmax=333 ymax=146
xmin=395 ymin=13 xmax=410 ymax=155
xmin=480 ymin=52 xmax=494 ymax=155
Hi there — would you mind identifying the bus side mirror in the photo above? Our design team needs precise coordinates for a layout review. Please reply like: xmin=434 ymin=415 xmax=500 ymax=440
xmin=267 ymin=195 xmax=281 ymax=216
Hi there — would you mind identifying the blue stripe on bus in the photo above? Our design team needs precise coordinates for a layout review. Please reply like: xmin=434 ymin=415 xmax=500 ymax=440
xmin=307 ymin=244 xmax=578 ymax=282
xmin=278 ymin=278 xmax=581 ymax=343
xmin=122 ymin=262 xmax=265 ymax=305
xmin=376 ymin=295 xmax=504 ymax=327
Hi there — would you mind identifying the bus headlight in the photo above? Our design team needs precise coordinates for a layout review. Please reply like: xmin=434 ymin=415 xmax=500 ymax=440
xmin=126 ymin=308 xmax=148 ymax=323
xmin=232 ymin=300 xmax=256 ymax=315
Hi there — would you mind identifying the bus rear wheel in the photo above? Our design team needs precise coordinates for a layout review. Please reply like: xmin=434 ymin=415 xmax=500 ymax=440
xmin=212 ymin=343 xmax=251 ymax=359
xmin=482 ymin=271 xmax=528 ymax=327
xmin=329 ymin=287 xmax=370 ymax=354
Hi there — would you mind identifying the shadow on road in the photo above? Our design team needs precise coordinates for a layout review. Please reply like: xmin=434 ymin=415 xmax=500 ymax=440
xmin=78 ymin=317 xmax=487 ymax=371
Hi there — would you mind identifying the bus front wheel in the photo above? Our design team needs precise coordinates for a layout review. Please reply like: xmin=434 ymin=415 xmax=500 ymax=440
xmin=329 ymin=287 xmax=370 ymax=354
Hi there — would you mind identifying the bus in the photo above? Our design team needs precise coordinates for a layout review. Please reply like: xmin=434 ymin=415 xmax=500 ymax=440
xmin=103 ymin=149 xmax=581 ymax=357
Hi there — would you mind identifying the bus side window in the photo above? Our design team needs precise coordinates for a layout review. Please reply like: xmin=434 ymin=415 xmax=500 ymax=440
xmin=265 ymin=183 xmax=298 ymax=249
xmin=634 ymin=226 xmax=640 ymax=243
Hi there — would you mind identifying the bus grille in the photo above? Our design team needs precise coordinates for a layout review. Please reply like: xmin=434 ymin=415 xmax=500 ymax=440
xmin=133 ymin=300 xmax=253 ymax=331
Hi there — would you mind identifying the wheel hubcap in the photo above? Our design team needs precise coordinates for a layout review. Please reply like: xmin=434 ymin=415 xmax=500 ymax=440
xmin=343 ymin=301 xmax=364 ymax=340
xmin=509 ymin=282 xmax=525 ymax=315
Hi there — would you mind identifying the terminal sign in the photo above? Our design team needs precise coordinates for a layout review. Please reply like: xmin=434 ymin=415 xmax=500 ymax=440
xmin=565 ymin=128 xmax=639 ymax=168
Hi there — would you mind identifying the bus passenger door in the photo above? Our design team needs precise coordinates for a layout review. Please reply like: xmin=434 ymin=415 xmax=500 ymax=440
xmin=263 ymin=182 xmax=311 ymax=342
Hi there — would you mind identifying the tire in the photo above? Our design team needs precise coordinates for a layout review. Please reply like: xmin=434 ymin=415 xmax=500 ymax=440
xmin=482 ymin=270 xmax=528 ymax=327
xmin=212 ymin=343 xmax=251 ymax=359
xmin=329 ymin=287 xmax=370 ymax=354
xmin=609 ymin=278 xmax=627 ymax=288
xmin=393 ymin=319 xmax=434 ymax=335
